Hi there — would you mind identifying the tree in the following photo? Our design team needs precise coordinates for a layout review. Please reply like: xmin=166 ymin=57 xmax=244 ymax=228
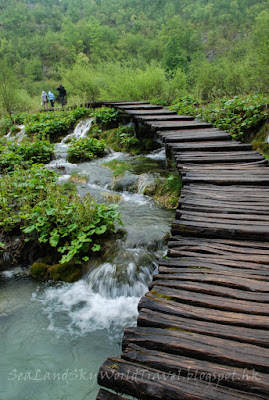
xmin=0 ymin=59 xmax=20 ymax=117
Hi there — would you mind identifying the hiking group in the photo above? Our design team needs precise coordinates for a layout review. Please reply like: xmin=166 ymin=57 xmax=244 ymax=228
xmin=41 ymin=84 xmax=67 ymax=111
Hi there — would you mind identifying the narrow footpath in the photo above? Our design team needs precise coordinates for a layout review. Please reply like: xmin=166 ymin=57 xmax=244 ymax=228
xmin=97 ymin=101 xmax=269 ymax=400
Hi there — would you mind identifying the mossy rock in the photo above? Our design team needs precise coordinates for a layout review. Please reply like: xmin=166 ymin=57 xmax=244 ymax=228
xmin=48 ymin=262 xmax=83 ymax=283
xmin=30 ymin=262 xmax=50 ymax=280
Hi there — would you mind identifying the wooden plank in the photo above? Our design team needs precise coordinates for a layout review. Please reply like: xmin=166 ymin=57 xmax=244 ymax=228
xmin=123 ymin=344 xmax=269 ymax=396
xmin=115 ymin=104 xmax=163 ymax=110
xmin=137 ymin=309 xmax=269 ymax=347
xmin=182 ymin=175 xmax=269 ymax=185
xmin=172 ymin=219 xmax=269 ymax=240
xmin=159 ymin=257 xmax=269 ymax=273
xmin=105 ymin=101 xmax=150 ymax=105
xmin=123 ymin=109 xmax=177 ymax=115
xmin=146 ymin=120 xmax=212 ymax=130
xmin=163 ymin=131 xmax=232 ymax=142
xmin=149 ymin=285 xmax=269 ymax=315
xmin=98 ymin=358 xmax=261 ymax=400
xmin=122 ymin=326 xmax=269 ymax=373
xmin=148 ymin=279 xmax=269 ymax=303
xmin=167 ymin=235 xmax=269 ymax=250
xmin=152 ymin=271 xmax=269 ymax=293
xmin=169 ymin=141 xmax=253 ymax=152
xmin=139 ymin=293 xmax=269 ymax=327
xmin=135 ymin=114 xmax=194 ymax=121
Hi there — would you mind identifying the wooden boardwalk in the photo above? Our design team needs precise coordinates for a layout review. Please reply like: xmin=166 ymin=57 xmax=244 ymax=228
xmin=97 ymin=102 xmax=269 ymax=400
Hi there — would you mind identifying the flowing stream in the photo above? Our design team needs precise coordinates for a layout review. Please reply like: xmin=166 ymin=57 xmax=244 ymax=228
xmin=0 ymin=119 xmax=174 ymax=400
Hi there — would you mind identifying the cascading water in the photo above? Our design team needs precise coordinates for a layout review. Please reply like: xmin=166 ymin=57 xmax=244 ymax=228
xmin=0 ymin=118 xmax=174 ymax=400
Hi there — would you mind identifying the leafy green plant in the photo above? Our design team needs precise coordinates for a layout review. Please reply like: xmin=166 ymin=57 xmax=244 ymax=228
xmin=0 ymin=139 xmax=54 ymax=172
xmin=20 ymin=108 xmax=90 ymax=140
xmin=0 ymin=165 xmax=123 ymax=263
xmin=90 ymin=107 xmax=119 ymax=125
xmin=67 ymin=137 xmax=106 ymax=163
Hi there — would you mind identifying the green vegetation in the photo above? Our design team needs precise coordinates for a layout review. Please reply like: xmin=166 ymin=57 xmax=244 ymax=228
xmin=67 ymin=137 xmax=106 ymax=163
xmin=0 ymin=165 xmax=123 ymax=264
xmin=144 ymin=172 xmax=182 ymax=209
xmin=97 ymin=125 xmax=158 ymax=154
xmin=0 ymin=108 xmax=90 ymax=140
xmin=0 ymin=138 xmax=54 ymax=172
xmin=171 ymin=94 xmax=269 ymax=141
xmin=91 ymin=106 xmax=119 ymax=127
xmin=102 ymin=160 xmax=133 ymax=178
xmin=0 ymin=1 xmax=268 ymax=112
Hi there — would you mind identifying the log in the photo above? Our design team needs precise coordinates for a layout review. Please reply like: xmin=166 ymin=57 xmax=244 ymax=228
xmin=137 ymin=309 xmax=269 ymax=347
xmin=123 ymin=344 xmax=269 ymax=397
xmin=122 ymin=326 xmax=269 ymax=373
xmin=149 ymin=279 xmax=269 ymax=303
xmin=138 ymin=293 xmax=269 ymax=329
xmin=149 ymin=284 xmax=269 ymax=315
xmin=98 ymin=357 xmax=261 ymax=400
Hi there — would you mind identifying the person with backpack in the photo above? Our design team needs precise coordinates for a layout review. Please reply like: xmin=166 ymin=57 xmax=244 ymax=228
xmin=48 ymin=90 xmax=56 ymax=109
xmin=56 ymin=84 xmax=67 ymax=109
xmin=41 ymin=91 xmax=48 ymax=111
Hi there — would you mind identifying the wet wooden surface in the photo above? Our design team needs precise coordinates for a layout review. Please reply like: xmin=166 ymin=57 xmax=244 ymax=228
xmin=97 ymin=102 xmax=269 ymax=400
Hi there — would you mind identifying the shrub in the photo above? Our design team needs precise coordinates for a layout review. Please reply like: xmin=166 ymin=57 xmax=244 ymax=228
xmin=0 ymin=139 xmax=54 ymax=172
xmin=67 ymin=137 xmax=106 ymax=163
xmin=90 ymin=106 xmax=119 ymax=126
xmin=0 ymin=165 xmax=123 ymax=263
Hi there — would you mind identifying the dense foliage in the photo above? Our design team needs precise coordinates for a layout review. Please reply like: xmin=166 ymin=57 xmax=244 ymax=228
xmin=0 ymin=0 xmax=268 ymax=112
xmin=170 ymin=94 xmax=269 ymax=140
xmin=67 ymin=137 xmax=106 ymax=162
xmin=0 ymin=165 xmax=123 ymax=263
xmin=0 ymin=138 xmax=54 ymax=172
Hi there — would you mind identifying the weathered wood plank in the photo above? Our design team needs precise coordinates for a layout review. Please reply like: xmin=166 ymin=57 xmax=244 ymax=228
xmin=136 ymin=115 xmax=194 ymax=121
xmin=137 ymin=309 xmax=269 ymax=347
xmin=163 ymin=131 xmax=232 ymax=142
xmin=171 ymin=219 xmax=269 ymax=240
xmin=116 ymin=104 xmax=163 ymax=110
xmin=152 ymin=271 xmax=269 ymax=292
xmin=98 ymin=358 xmax=262 ymax=400
xmin=123 ymin=344 xmax=269 ymax=396
xmin=149 ymin=285 xmax=269 ymax=315
xmin=169 ymin=141 xmax=253 ymax=151
xmin=139 ymin=293 xmax=269 ymax=328
xmin=146 ymin=120 xmax=212 ymax=130
xmin=122 ymin=326 xmax=269 ymax=373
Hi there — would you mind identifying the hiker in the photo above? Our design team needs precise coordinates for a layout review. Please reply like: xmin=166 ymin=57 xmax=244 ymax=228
xmin=41 ymin=91 xmax=48 ymax=111
xmin=56 ymin=84 xmax=67 ymax=109
xmin=48 ymin=90 xmax=56 ymax=109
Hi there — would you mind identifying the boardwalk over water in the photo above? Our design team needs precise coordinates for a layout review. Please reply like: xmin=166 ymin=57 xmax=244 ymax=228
xmin=97 ymin=102 xmax=269 ymax=400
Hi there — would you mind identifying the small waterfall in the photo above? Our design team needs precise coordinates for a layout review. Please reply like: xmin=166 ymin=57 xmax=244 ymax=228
xmin=137 ymin=173 xmax=155 ymax=195
xmin=4 ymin=125 xmax=26 ymax=142
xmin=61 ymin=118 xmax=94 ymax=143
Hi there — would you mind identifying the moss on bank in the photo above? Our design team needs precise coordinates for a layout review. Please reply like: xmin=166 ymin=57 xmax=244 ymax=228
xmin=30 ymin=261 xmax=83 ymax=283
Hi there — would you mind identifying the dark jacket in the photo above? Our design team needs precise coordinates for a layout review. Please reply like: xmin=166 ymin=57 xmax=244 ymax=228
xmin=57 ymin=86 xmax=66 ymax=97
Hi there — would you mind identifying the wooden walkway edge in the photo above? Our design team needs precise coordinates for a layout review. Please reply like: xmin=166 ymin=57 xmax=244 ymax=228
xmin=96 ymin=102 xmax=269 ymax=400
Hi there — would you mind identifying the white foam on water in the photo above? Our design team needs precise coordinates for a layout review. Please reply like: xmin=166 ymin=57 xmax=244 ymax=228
xmin=58 ymin=174 xmax=71 ymax=182
xmin=33 ymin=261 xmax=150 ymax=340
xmin=146 ymin=148 xmax=166 ymax=160
xmin=61 ymin=118 xmax=94 ymax=143
xmin=1 ymin=267 xmax=28 ymax=278
xmin=121 ymin=191 xmax=152 ymax=205
xmin=34 ymin=280 xmax=142 ymax=339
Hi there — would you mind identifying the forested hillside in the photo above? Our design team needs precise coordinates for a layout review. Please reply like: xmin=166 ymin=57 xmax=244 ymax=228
xmin=0 ymin=0 xmax=268 ymax=110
